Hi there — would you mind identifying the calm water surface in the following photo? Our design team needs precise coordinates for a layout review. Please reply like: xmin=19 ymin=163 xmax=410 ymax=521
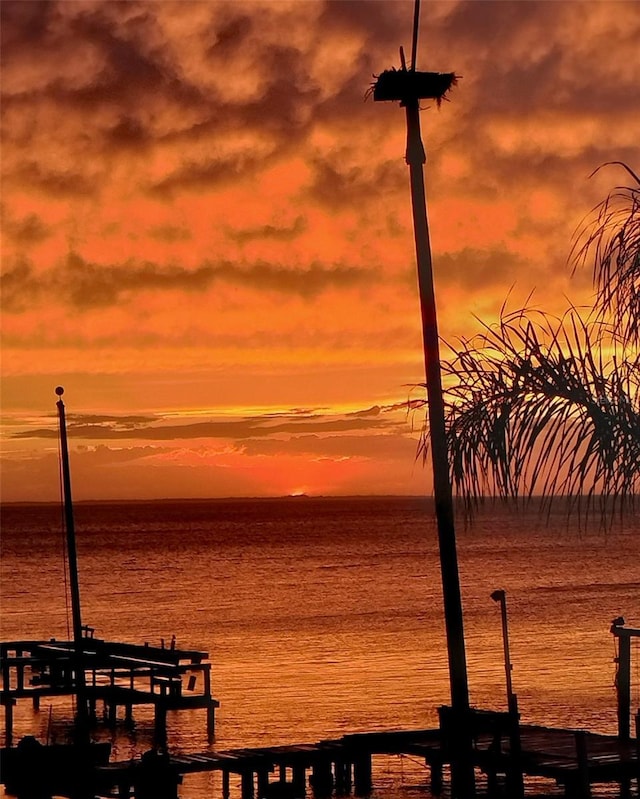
xmin=1 ymin=497 xmax=638 ymax=797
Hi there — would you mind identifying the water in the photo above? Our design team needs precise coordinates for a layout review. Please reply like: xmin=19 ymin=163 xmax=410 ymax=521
xmin=1 ymin=497 xmax=639 ymax=797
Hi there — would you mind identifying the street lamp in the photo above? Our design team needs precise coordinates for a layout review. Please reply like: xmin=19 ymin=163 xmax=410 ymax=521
xmin=490 ymin=589 xmax=515 ymax=713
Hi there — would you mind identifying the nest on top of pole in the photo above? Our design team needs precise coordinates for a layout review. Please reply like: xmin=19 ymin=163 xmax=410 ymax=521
xmin=371 ymin=69 xmax=458 ymax=105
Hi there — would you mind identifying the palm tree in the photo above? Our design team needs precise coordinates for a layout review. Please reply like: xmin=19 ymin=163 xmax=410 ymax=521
xmin=572 ymin=162 xmax=640 ymax=347
xmin=419 ymin=164 xmax=640 ymax=522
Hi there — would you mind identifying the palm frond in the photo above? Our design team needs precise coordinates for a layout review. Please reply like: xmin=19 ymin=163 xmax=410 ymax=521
xmin=419 ymin=307 xmax=640 ymax=524
xmin=571 ymin=162 xmax=640 ymax=346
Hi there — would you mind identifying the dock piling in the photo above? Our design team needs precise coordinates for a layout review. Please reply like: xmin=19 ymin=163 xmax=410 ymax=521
xmin=353 ymin=754 xmax=372 ymax=796
xmin=311 ymin=757 xmax=333 ymax=798
xmin=241 ymin=769 xmax=255 ymax=799
xmin=257 ymin=767 xmax=270 ymax=798
xmin=573 ymin=730 xmax=591 ymax=799
xmin=292 ymin=763 xmax=307 ymax=797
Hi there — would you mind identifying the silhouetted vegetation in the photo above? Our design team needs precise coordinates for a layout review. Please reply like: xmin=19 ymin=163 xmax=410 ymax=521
xmin=420 ymin=163 xmax=640 ymax=521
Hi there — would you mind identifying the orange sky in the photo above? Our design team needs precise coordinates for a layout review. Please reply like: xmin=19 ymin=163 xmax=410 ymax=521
xmin=2 ymin=0 xmax=639 ymax=501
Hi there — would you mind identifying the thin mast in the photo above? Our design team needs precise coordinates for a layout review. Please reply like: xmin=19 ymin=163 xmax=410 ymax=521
xmin=55 ymin=386 xmax=90 ymax=742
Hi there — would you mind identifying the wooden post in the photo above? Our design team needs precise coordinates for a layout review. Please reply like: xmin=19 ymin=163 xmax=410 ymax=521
xmin=257 ymin=769 xmax=270 ymax=799
xmin=617 ymin=634 xmax=631 ymax=740
xmin=4 ymin=698 xmax=14 ymax=748
xmin=506 ymin=694 xmax=524 ymax=799
xmin=241 ymin=770 xmax=255 ymax=799
xmin=292 ymin=764 xmax=307 ymax=797
xmin=635 ymin=710 xmax=640 ymax=785
xmin=154 ymin=700 xmax=167 ymax=747
xmin=311 ymin=758 xmax=333 ymax=798
xmin=353 ymin=754 xmax=372 ymax=796
xmin=204 ymin=665 xmax=215 ymax=740
xmin=574 ymin=730 xmax=591 ymax=799
xmin=207 ymin=699 xmax=216 ymax=741
xmin=429 ymin=759 xmax=443 ymax=796
xmin=334 ymin=759 xmax=350 ymax=795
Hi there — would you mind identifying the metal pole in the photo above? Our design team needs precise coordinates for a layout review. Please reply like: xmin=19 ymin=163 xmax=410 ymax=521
xmin=491 ymin=589 xmax=514 ymax=706
xmin=404 ymin=99 xmax=475 ymax=798
xmin=56 ymin=386 xmax=90 ymax=743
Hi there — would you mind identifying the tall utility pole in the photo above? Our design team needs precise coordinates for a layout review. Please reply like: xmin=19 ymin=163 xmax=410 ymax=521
xmin=372 ymin=3 xmax=475 ymax=795
xmin=56 ymin=386 xmax=90 ymax=745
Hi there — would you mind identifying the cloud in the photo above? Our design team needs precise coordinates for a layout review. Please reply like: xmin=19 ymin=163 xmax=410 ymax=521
xmin=8 ymin=161 xmax=100 ymax=198
xmin=1 ymin=208 xmax=52 ymax=245
xmin=436 ymin=247 xmax=528 ymax=289
xmin=1 ymin=0 xmax=639 ymax=501
xmin=11 ymin=406 xmax=404 ymax=442
xmin=148 ymin=224 xmax=192 ymax=242
xmin=240 ymin=433 xmax=417 ymax=461
xmin=305 ymin=155 xmax=405 ymax=210
xmin=227 ymin=216 xmax=307 ymax=245
xmin=1 ymin=252 xmax=373 ymax=312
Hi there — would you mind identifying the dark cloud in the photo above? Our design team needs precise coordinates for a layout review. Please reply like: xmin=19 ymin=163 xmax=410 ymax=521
xmin=4 ymin=1 xmax=636 ymax=214
xmin=306 ymin=156 xmax=405 ymax=210
xmin=240 ymin=432 xmax=417 ymax=460
xmin=436 ymin=247 xmax=528 ymax=288
xmin=0 ymin=1 xmax=55 ymax=51
xmin=1 ymin=210 xmax=51 ymax=245
xmin=148 ymin=224 xmax=192 ymax=243
xmin=205 ymin=14 xmax=253 ymax=59
xmin=0 ymin=258 xmax=41 ymax=312
xmin=147 ymin=155 xmax=264 ymax=199
xmin=12 ymin=407 xmax=399 ymax=442
xmin=227 ymin=216 xmax=307 ymax=245
xmin=1 ymin=252 xmax=372 ymax=312
xmin=9 ymin=161 xmax=99 ymax=198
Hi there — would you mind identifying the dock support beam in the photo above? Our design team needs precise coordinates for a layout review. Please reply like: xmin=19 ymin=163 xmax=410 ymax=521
xmin=241 ymin=770 xmax=255 ymax=799
xmin=429 ymin=759 xmax=443 ymax=796
xmin=311 ymin=758 xmax=333 ymax=798
xmin=3 ymin=698 xmax=14 ymax=748
xmin=617 ymin=634 xmax=632 ymax=740
xmin=293 ymin=764 xmax=307 ymax=797
xmin=573 ymin=730 xmax=591 ymax=799
xmin=257 ymin=768 xmax=270 ymax=799
xmin=506 ymin=694 xmax=525 ymax=799
xmin=353 ymin=754 xmax=372 ymax=796
xmin=154 ymin=701 xmax=167 ymax=747
xmin=333 ymin=759 xmax=351 ymax=795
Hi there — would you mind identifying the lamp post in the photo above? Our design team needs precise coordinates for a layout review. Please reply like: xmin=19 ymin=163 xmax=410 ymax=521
xmin=490 ymin=589 xmax=515 ymax=712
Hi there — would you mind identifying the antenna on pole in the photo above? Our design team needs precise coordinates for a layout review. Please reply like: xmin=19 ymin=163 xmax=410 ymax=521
xmin=371 ymin=4 xmax=474 ymax=796
xmin=410 ymin=0 xmax=420 ymax=71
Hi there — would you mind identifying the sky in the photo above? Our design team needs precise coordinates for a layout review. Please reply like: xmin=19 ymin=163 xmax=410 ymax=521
xmin=1 ymin=0 xmax=639 ymax=502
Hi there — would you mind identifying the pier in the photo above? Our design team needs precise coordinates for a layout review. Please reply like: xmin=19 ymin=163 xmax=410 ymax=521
xmin=0 ymin=635 xmax=219 ymax=746
xmin=84 ymin=715 xmax=639 ymax=799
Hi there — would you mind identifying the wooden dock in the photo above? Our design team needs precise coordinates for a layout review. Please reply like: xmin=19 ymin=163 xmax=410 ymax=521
xmin=2 ymin=640 xmax=638 ymax=798
xmin=0 ymin=635 xmax=220 ymax=745
xmin=85 ymin=717 xmax=639 ymax=799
